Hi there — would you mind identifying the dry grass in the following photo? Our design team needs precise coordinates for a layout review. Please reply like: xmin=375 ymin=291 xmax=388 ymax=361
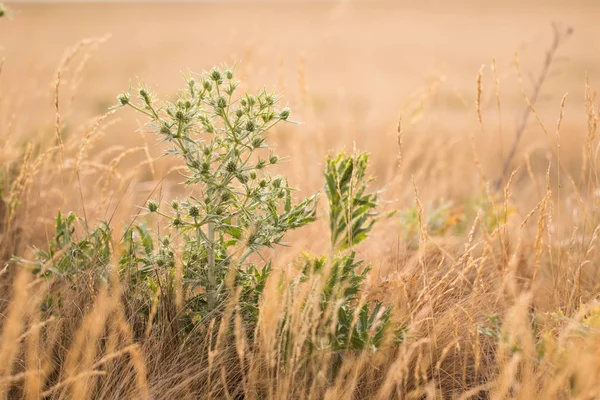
xmin=2 ymin=2 xmax=600 ymax=399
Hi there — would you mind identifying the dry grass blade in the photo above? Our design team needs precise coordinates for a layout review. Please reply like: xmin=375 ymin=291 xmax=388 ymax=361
xmin=497 ymin=23 xmax=573 ymax=188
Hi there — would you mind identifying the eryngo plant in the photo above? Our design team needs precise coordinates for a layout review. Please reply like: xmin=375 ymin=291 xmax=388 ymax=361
xmin=117 ymin=67 xmax=317 ymax=314
xmin=325 ymin=151 xmax=378 ymax=251
xmin=300 ymin=251 xmax=393 ymax=351
xmin=291 ymin=151 xmax=400 ymax=355
xmin=13 ymin=211 xmax=111 ymax=280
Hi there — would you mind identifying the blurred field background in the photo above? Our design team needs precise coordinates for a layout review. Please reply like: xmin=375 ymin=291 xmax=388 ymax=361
xmin=3 ymin=1 xmax=600 ymax=398
xmin=2 ymin=1 xmax=599 ymax=252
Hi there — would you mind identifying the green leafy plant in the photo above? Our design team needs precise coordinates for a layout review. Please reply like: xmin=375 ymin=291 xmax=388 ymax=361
xmin=299 ymin=251 xmax=393 ymax=351
xmin=477 ymin=314 xmax=503 ymax=341
xmin=400 ymin=200 xmax=465 ymax=246
xmin=14 ymin=211 xmax=111 ymax=280
xmin=117 ymin=66 xmax=318 ymax=323
xmin=325 ymin=151 xmax=378 ymax=251
xmin=464 ymin=190 xmax=515 ymax=234
xmin=293 ymin=151 xmax=399 ymax=354
xmin=478 ymin=312 xmax=546 ymax=359
xmin=11 ymin=211 xmax=112 ymax=316
xmin=119 ymin=223 xmax=156 ymax=286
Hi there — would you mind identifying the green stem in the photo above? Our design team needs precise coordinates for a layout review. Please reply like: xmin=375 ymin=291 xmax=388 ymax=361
xmin=127 ymin=103 xmax=154 ymax=118
xmin=207 ymin=221 xmax=217 ymax=309
xmin=238 ymin=247 xmax=254 ymax=266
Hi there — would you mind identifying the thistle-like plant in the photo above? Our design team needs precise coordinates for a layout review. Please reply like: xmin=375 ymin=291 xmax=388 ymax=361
xmin=325 ymin=151 xmax=378 ymax=251
xmin=13 ymin=211 xmax=111 ymax=280
xmin=117 ymin=67 xmax=317 ymax=319
xmin=294 ymin=151 xmax=399 ymax=354
xmin=299 ymin=251 xmax=393 ymax=352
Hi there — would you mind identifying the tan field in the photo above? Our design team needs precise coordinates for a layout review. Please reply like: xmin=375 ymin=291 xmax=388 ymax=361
xmin=2 ymin=2 xmax=600 ymax=399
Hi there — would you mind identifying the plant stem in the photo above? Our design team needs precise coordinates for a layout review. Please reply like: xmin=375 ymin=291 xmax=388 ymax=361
xmin=495 ymin=23 xmax=572 ymax=190
xmin=207 ymin=220 xmax=217 ymax=309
